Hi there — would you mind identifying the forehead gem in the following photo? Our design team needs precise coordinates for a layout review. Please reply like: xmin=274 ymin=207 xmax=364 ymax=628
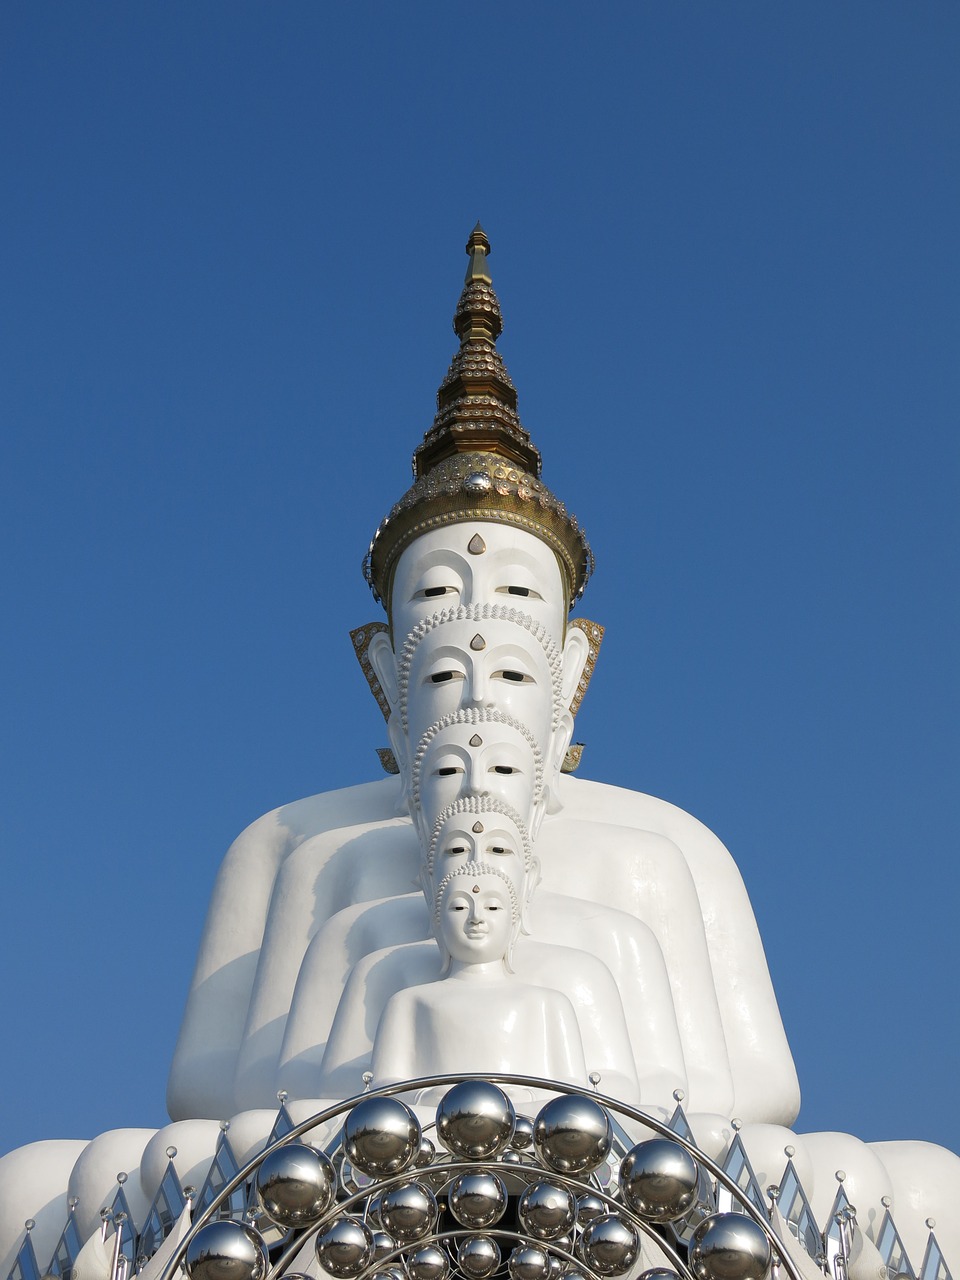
xmin=470 ymin=634 xmax=486 ymax=651
xmin=467 ymin=533 xmax=487 ymax=555
xmin=472 ymin=821 xmax=484 ymax=833
xmin=469 ymin=734 xmax=483 ymax=747
xmin=472 ymin=884 xmax=480 ymax=893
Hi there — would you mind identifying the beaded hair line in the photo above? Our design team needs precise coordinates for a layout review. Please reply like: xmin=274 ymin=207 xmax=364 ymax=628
xmin=410 ymin=707 xmax=545 ymax=809
xmin=396 ymin=603 xmax=564 ymax=731
xmin=433 ymin=861 xmax=521 ymax=926
xmin=424 ymin=795 xmax=532 ymax=880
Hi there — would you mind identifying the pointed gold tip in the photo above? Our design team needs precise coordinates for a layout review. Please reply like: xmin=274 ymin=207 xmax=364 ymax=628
xmin=464 ymin=222 xmax=492 ymax=284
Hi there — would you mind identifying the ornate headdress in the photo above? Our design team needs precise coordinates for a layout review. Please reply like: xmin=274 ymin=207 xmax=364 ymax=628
xmin=363 ymin=225 xmax=594 ymax=611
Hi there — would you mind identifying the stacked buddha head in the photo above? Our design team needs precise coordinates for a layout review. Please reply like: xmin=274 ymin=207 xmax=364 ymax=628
xmin=355 ymin=224 xmax=602 ymax=935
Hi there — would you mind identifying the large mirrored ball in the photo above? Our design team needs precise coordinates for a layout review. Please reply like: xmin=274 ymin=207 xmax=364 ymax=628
xmin=507 ymin=1246 xmax=553 ymax=1280
xmin=316 ymin=1217 xmax=375 ymax=1279
xmin=533 ymin=1096 xmax=613 ymax=1174
xmin=689 ymin=1214 xmax=772 ymax=1280
xmin=619 ymin=1139 xmax=698 ymax=1223
xmin=343 ymin=1096 xmax=422 ymax=1176
xmin=458 ymin=1236 xmax=502 ymax=1280
xmin=255 ymin=1142 xmax=335 ymax=1229
xmin=436 ymin=1081 xmax=516 ymax=1159
xmin=185 ymin=1222 xmax=267 ymax=1280
xmin=378 ymin=1181 xmax=438 ymax=1243
xmin=407 ymin=1246 xmax=451 ymax=1280
xmin=449 ymin=1173 xmax=508 ymax=1228
xmin=518 ymin=1183 xmax=577 ymax=1241
xmin=578 ymin=1215 xmax=640 ymax=1277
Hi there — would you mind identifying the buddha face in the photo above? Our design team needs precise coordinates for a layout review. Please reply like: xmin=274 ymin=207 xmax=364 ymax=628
xmin=412 ymin=716 xmax=543 ymax=840
xmin=400 ymin=614 xmax=560 ymax=761
xmin=425 ymin=806 xmax=532 ymax=888
xmin=435 ymin=870 xmax=518 ymax=969
xmin=390 ymin=524 xmax=568 ymax=645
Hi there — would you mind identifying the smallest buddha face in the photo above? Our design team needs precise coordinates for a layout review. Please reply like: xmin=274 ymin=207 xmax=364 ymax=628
xmin=436 ymin=871 xmax=517 ymax=969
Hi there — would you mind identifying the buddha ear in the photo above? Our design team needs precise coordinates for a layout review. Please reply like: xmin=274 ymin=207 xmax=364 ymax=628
xmin=368 ymin=629 xmax=400 ymax=712
xmin=544 ymin=709 xmax=575 ymax=816
xmin=560 ymin=624 xmax=591 ymax=707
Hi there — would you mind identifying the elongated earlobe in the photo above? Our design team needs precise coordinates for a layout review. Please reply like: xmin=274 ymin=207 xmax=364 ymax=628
xmin=561 ymin=625 xmax=591 ymax=706
xmin=368 ymin=629 xmax=400 ymax=712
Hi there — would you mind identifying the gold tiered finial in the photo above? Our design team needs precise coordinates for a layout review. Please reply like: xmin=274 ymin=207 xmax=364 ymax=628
xmin=364 ymin=227 xmax=593 ymax=610
xmin=413 ymin=224 xmax=541 ymax=477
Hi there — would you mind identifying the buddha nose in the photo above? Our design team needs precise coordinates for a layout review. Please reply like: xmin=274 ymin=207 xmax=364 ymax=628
xmin=467 ymin=662 xmax=493 ymax=709
xmin=466 ymin=756 xmax=485 ymax=795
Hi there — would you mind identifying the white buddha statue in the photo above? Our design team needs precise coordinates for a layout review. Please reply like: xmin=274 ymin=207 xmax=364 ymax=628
xmin=2 ymin=226 xmax=958 ymax=1278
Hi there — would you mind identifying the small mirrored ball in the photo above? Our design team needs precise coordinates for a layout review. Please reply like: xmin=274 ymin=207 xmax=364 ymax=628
xmin=576 ymin=1194 xmax=606 ymax=1226
xmin=378 ymin=1181 xmax=438 ymax=1243
xmin=512 ymin=1116 xmax=535 ymax=1150
xmin=508 ymin=1245 xmax=553 ymax=1280
xmin=370 ymin=1231 xmax=396 ymax=1264
xmin=315 ymin=1217 xmax=375 ymax=1279
xmin=689 ymin=1214 xmax=772 ymax=1280
xmin=407 ymin=1246 xmax=451 ymax=1280
xmin=458 ymin=1236 xmax=502 ymax=1280
xmin=448 ymin=1172 xmax=508 ymax=1228
xmin=578 ymin=1215 xmax=640 ymax=1277
xmin=518 ymin=1183 xmax=577 ymax=1241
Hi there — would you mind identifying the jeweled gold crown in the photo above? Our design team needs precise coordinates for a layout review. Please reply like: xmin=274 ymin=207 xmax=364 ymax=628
xmin=363 ymin=225 xmax=593 ymax=610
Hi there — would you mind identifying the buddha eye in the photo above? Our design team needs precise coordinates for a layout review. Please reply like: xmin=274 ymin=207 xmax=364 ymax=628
xmin=497 ymin=585 xmax=543 ymax=600
xmin=493 ymin=765 xmax=516 ymax=775
xmin=490 ymin=845 xmax=506 ymax=855
xmin=437 ymin=766 xmax=463 ymax=776
xmin=494 ymin=670 xmax=532 ymax=683
xmin=430 ymin=671 xmax=464 ymax=684
xmin=448 ymin=844 xmax=467 ymax=855
xmin=415 ymin=585 xmax=456 ymax=599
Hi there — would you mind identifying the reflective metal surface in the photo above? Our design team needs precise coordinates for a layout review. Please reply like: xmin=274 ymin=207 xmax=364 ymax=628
xmin=342 ymin=1096 xmax=422 ymax=1176
xmin=507 ymin=1244 xmax=554 ymax=1280
xmin=448 ymin=1172 xmax=508 ymax=1228
xmin=533 ymin=1095 xmax=613 ymax=1174
xmin=577 ymin=1214 xmax=640 ymax=1277
xmin=517 ymin=1182 xmax=577 ymax=1241
xmin=457 ymin=1234 xmax=502 ymax=1279
xmin=619 ymin=1138 xmax=699 ymax=1224
xmin=406 ymin=1245 xmax=451 ymax=1280
xmin=184 ymin=1221 xmax=267 ymax=1280
xmin=436 ymin=1080 xmax=517 ymax=1159
xmin=378 ymin=1181 xmax=438 ymax=1244
xmin=689 ymin=1213 xmax=772 ymax=1280
xmin=255 ymin=1142 xmax=334 ymax=1229
xmin=314 ymin=1217 xmax=375 ymax=1279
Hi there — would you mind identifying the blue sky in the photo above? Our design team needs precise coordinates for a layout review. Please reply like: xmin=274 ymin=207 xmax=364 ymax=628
xmin=2 ymin=4 xmax=958 ymax=1161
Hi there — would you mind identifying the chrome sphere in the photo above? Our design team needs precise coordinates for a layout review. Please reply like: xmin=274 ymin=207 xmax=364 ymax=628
xmin=370 ymin=1231 xmax=397 ymax=1264
xmin=185 ymin=1221 xmax=268 ymax=1280
xmin=448 ymin=1172 xmax=508 ymax=1228
xmin=512 ymin=1115 xmax=535 ymax=1150
xmin=619 ymin=1138 xmax=699 ymax=1223
xmin=639 ymin=1271 xmax=681 ymax=1280
xmin=689 ymin=1214 xmax=772 ymax=1280
xmin=518 ymin=1182 xmax=577 ymax=1241
xmin=255 ymin=1142 xmax=335 ymax=1229
xmin=576 ymin=1194 xmax=606 ymax=1225
xmin=507 ymin=1246 xmax=553 ymax=1280
xmin=370 ymin=1269 xmax=406 ymax=1280
xmin=578 ymin=1215 xmax=640 ymax=1277
xmin=378 ymin=1181 xmax=438 ymax=1243
xmin=407 ymin=1246 xmax=451 ymax=1280
xmin=533 ymin=1095 xmax=612 ymax=1174
xmin=315 ymin=1217 xmax=375 ymax=1279
xmin=436 ymin=1081 xmax=516 ymax=1159
xmin=416 ymin=1136 xmax=437 ymax=1168
xmin=458 ymin=1236 xmax=502 ymax=1280
xmin=342 ymin=1096 xmax=421 ymax=1176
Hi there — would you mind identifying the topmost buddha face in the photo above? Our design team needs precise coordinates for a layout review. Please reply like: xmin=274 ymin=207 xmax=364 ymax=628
xmin=389 ymin=524 xmax=569 ymax=645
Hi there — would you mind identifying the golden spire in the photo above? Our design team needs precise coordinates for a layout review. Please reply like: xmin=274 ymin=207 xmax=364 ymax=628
xmin=413 ymin=223 xmax=541 ymax=477
xmin=364 ymin=227 xmax=592 ymax=610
